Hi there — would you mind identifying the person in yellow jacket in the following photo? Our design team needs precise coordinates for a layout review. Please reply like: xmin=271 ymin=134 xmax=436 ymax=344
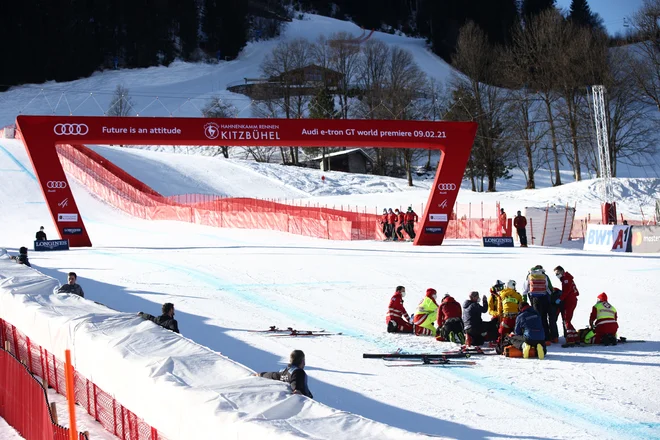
xmin=413 ymin=288 xmax=439 ymax=336
xmin=487 ymin=280 xmax=505 ymax=340
xmin=498 ymin=280 xmax=523 ymax=344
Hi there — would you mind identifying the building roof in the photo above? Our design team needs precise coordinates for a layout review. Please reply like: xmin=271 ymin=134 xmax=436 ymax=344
xmin=307 ymin=148 xmax=373 ymax=162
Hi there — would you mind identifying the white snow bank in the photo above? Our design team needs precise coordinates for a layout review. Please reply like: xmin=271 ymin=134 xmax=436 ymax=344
xmin=0 ymin=256 xmax=433 ymax=440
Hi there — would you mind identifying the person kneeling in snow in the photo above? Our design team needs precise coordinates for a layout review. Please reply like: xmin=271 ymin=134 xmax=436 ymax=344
xmin=413 ymin=288 xmax=439 ymax=336
xmin=436 ymin=294 xmax=465 ymax=344
xmin=138 ymin=302 xmax=180 ymax=334
xmin=583 ymin=293 xmax=618 ymax=345
xmin=463 ymin=291 xmax=489 ymax=346
xmin=254 ymin=349 xmax=313 ymax=398
xmin=386 ymin=286 xmax=413 ymax=333
xmin=505 ymin=302 xmax=546 ymax=359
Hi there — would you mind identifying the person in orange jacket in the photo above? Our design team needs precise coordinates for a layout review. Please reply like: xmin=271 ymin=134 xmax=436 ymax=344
xmin=499 ymin=208 xmax=508 ymax=237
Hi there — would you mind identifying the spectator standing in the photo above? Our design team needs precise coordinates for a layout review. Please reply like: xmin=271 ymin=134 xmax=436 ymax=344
xmin=513 ymin=211 xmax=527 ymax=247
xmin=35 ymin=226 xmax=47 ymax=241
xmin=404 ymin=207 xmax=418 ymax=241
xmin=499 ymin=208 xmax=508 ymax=236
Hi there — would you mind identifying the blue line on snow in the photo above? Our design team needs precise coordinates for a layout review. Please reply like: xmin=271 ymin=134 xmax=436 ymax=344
xmin=89 ymin=247 xmax=659 ymax=440
xmin=0 ymin=144 xmax=37 ymax=180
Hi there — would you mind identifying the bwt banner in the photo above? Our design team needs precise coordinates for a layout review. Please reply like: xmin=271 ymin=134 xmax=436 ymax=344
xmin=630 ymin=226 xmax=660 ymax=253
xmin=33 ymin=239 xmax=70 ymax=251
xmin=482 ymin=237 xmax=514 ymax=248
xmin=583 ymin=225 xmax=631 ymax=252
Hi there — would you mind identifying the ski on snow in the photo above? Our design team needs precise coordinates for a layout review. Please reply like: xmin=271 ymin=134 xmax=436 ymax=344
xmin=561 ymin=337 xmax=645 ymax=348
xmin=247 ymin=326 xmax=337 ymax=335
xmin=384 ymin=358 xmax=477 ymax=367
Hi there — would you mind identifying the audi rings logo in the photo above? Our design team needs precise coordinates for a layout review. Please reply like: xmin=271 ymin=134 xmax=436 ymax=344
xmin=437 ymin=183 xmax=457 ymax=191
xmin=47 ymin=181 xmax=67 ymax=189
xmin=53 ymin=123 xmax=89 ymax=136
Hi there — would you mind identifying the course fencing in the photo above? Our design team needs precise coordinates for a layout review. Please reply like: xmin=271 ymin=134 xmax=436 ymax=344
xmin=55 ymin=143 xmax=500 ymax=241
xmin=0 ymin=318 xmax=163 ymax=440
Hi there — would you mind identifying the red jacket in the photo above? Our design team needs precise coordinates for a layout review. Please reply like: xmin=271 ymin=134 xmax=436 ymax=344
xmin=381 ymin=213 xmax=389 ymax=224
xmin=397 ymin=212 xmax=405 ymax=224
xmin=558 ymin=272 xmax=579 ymax=302
xmin=386 ymin=292 xmax=410 ymax=324
xmin=388 ymin=212 xmax=398 ymax=225
xmin=513 ymin=215 xmax=527 ymax=229
xmin=404 ymin=211 xmax=418 ymax=223
xmin=437 ymin=296 xmax=462 ymax=327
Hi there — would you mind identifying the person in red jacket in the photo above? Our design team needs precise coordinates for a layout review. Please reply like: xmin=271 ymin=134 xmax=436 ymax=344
xmin=387 ymin=208 xmax=399 ymax=241
xmin=436 ymin=294 xmax=465 ymax=343
xmin=404 ymin=207 xmax=418 ymax=240
xmin=585 ymin=292 xmax=618 ymax=345
xmin=386 ymin=286 xmax=413 ymax=333
xmin=513 ymin=211 xmax=527 ymax=247
xmin=499 ymin=208 xmax=508 ymax=237
xmin=553 ymin=265 xmax=580 ymax=344
xmin=381 ymin=209 xmax=391 ymax=240
xmin=394 ymin=209 xmax=406 ymax=240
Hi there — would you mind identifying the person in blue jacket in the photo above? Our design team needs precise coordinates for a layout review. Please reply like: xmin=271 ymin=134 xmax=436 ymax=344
xmin=508 ymin=302 xmax=547 ymax=359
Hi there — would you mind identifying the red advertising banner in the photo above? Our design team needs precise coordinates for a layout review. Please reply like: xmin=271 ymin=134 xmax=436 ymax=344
xmin=16 ymin=116 xmax=477 ymax=247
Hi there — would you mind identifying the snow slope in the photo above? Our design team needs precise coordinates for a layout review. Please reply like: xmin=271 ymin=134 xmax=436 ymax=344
xmin=1 ymin=138 xmax=660 ymax=440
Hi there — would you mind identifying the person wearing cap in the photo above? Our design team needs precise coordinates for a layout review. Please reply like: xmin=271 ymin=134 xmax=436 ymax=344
xmin=510 ymin=301 xmax=547 ymax=359
xmin=553 ymin=266 xmax=580 ymax=344
xmin=386 ymin=286 xmax=413 ymax=333
xmin=404 ymin=206 xmax=418 ymax=240
xmin=584 ymin=293 xmax=618 ymax=345
xmin=436 ymin=294 xmax=465 ymax=344
xmin=498 ymin=280 xmax=523 ymax=347
xmin=462 ymin=291 xmax=489 ymax=346
xmin=487 ymin=280 xmax=504 ymax=337
xmin=513 ymin=211 xmax=527 ymax=247
xmin=413 ymin=288 xmax=439 ymax=336
xmin=35 ymin=226 xmax=47 ymax=241
xmin=381 ymin=209 xmax=392 ymax=240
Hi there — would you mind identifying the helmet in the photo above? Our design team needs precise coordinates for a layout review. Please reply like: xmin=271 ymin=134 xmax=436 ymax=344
xmin=407 ymin=206 xmax=412 ymax=212
xmin=494 ymin=280 xmax=504 ymax=291
xmin=507 ymin=280 xmax=516 ymax=290
xmin=383 ymin=209 xmax=387 ymax=213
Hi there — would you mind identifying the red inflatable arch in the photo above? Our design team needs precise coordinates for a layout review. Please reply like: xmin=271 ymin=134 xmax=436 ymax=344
xmin=16 ymin=116 xmax=476 ymax=247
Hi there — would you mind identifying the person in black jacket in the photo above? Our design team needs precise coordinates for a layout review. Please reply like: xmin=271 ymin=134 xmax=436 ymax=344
xmin=35 ymin=226 xmax=47 ymax=241
xmin=56 ymin=272 xmax=85 ymax=297
xmin=138 ymin=302 xmax=180 ymax=333
xmin=10 ymin=246 xmax=31 ymax=267
xmin=254 ymin=350 xmax=313 ymax=398
xmin=462 ymin=291 xmax=489 ymax=346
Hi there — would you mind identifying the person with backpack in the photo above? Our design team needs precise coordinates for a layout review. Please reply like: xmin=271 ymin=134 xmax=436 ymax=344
xmin=386 ymin=286 xmax=413 ymax=333
xmin=523 ymin=265 xmax=553 ymax=342
xmin=413 ymin=288 xmax=439 ymax=336
xmin=404 ymin=206 xmax=418 ymax=240
xmin=463 ymin=291 xmax=489 ymax=346
xmin=554 ymin=265 xmax=580 ymax=345
xmin=436 ymin=294 xmax=465 ymax=344
xmin=583 ymin=293 xmax=618 ymax=345
xmin=498 ymin=280 xmax=523 ymax=346
xmin=254 ymin=350 xmax=313 ymax=398
xmin=508 ymin=302 xmax=547 ymax=359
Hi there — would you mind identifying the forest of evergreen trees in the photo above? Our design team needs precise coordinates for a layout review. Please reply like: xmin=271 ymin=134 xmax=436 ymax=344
xmin=1 ymin=0 xmax=608 ymax=89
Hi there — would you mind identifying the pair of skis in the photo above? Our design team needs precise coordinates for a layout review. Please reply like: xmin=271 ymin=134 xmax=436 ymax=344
xmin=363 ymin=346 xmax=495 ymax=367
xmin=248 ymin=326 xmax=342 ymax=337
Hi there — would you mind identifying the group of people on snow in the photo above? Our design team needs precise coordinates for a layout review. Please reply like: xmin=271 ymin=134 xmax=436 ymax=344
xmin=385 ymin=265 xmax=619 ymax=358
xmin=381 ymin=207 xmax=418 ymax=241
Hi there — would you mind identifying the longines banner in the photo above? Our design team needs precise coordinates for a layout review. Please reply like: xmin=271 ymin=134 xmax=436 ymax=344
xmin=33 ymin=239 xmax=70 ymax=251
xmin=630 ymin=226 xmax=660 ymax=253
xmin=16 ymin=116 xmax=477 ymax=248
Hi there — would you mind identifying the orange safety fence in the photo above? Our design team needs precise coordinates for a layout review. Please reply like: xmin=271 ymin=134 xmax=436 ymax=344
xmin=0 ymin=344 xmax=88 ymax=440
xmin=56 ymin=144 xmax=500 ymax=241
xmin=0 ymin=318 xmax=164 ymax=440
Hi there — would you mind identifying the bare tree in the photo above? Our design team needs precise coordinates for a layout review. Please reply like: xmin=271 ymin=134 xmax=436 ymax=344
xmin=201 ymin=96 xmax=237 ymax=158
xmin=327 ymin=32 xmax=362 ymax=119
xmin=452 ymin=22 xmax=511 ymax=192
xmin=107 ymin=85 xmax=135 ymax=116
xmin=627 ymin=0 xmax=660 ymax=113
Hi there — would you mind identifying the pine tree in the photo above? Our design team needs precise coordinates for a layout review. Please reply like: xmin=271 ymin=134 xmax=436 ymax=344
xmin=177 ymin=0 xmax=199 ymax=59
xmin=568 ymin=0 xmax=596 ymax=28
xmin=309 ymin=88 xmax=338 ymax=119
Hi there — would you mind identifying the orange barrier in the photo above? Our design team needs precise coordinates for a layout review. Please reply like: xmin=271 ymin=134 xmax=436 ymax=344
xmin=56 ymin=144 xmax=499 ymax=241
xmin=1 ymin=318 xmax=163 ymax=440
xmin=0 ymin=346 xmax=88 ymax=440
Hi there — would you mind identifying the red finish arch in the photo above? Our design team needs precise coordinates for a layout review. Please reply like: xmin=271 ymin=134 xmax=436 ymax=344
xmin=16 ymin=116 xmax=477 ymax=247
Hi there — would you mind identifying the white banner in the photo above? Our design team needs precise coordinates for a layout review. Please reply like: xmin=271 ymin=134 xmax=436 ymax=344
xmin=583 ymin=224 xmax=631 ymax=252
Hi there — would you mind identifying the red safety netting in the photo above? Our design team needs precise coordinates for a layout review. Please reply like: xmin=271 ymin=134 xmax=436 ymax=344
xmin=0 ymin=318 xmax=163 ymax=440
xmin=55 ymin=144 xmax=499 ymax=241
xmin=0 ymin=346 xmax=88 ymax=440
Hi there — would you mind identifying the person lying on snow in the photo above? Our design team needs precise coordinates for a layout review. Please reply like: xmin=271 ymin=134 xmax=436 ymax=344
xmin=138 ymin=302 xmax=180 ymax=334
xmin=254 ymin=349 xmax=313 ymax=398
